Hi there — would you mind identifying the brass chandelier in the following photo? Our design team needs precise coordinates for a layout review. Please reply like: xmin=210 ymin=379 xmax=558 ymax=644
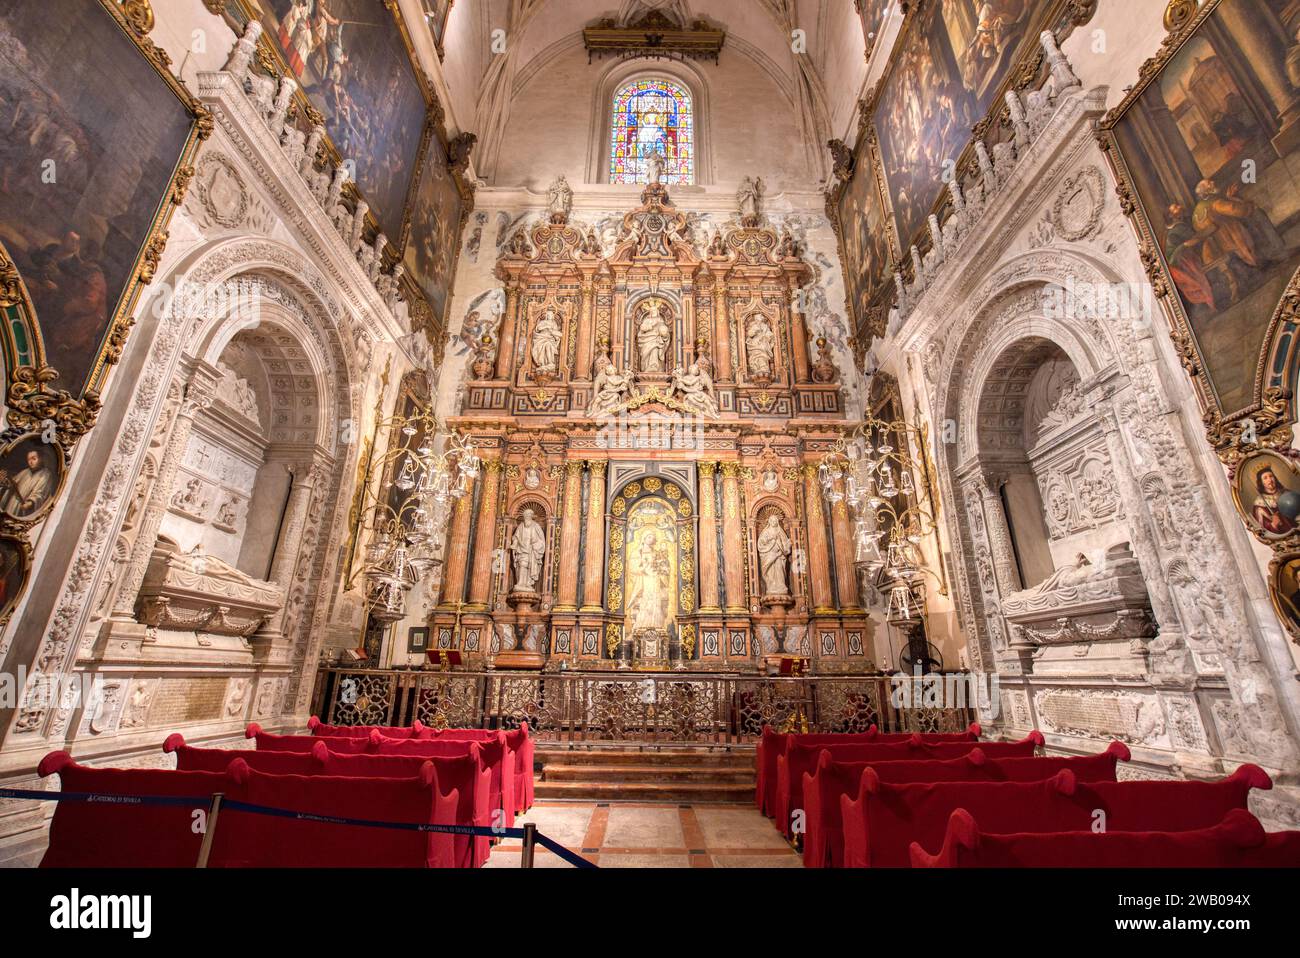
xmin=349 ymin=404 xmax=481 ymax=624
xmin=818 ymin=408 xmax=940 ymax=625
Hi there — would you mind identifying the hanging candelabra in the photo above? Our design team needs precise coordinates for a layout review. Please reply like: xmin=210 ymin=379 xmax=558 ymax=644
xmin=818 ymin=405 xmax=940 ymax=628
xmin=348 ymin=404 xmax=481 ymax=624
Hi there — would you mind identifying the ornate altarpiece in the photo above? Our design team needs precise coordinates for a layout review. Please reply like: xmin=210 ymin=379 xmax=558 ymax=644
xmin=434 ymin=184 xmax=874 ymax=672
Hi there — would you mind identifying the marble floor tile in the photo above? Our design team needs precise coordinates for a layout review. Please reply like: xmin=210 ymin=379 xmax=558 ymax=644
xmin=602 ymin=806 xmax=685 ymax=848
xmin=692 ymin=807 xmax=793 ymax=850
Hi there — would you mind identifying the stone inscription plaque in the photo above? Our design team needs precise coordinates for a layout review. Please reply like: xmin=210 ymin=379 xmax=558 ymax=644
xmin=147 ymin=676 xmax=228 ymax=725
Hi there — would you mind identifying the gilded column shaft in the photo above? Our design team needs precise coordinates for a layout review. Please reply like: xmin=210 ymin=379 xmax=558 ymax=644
xmin=467 ymin=460 xmax=502 ymax=608
xmin=494 ymin=281 xmax=521 ymax=381
xmin=713 ymin=277 xmax=733 ymax=381
xmin=580 ymin=461 xmax=607 ymax=611
xmin=831 ymin=480 xmax=862 ymax=612
xmin=439 ymin=476 xmax=477 ymax=607
xmin=720 ymin=463 xmax=746 ymax=612
xmin=555 ymin=462 xmax=584 ymax=611
xmin=575 ymin=280 xmax=596 ymax=380
xmin=697 ymin=462 xmax=721 ymax=612
xmin=802 ymin=465 xmax=835 ymax=613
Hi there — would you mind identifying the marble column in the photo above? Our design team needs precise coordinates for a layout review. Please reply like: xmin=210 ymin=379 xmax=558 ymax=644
xmin=555 ymin=461 xmax=585 ymax=611
xmin=720 ymin=463 xmax=747 ymax=612
xmin=978 ymin=471 xmax=1023 ymax=597
xmin=494 ymin=279 xmax=522 ymax=381
xmin=109 ymin=369 xmax=218 ymax=622
xmin=713 ymin=274 xmax=733 ymax=381
xmin=575 ymin=278 xmax=596 ymax=381
xmin=697 ymin=462 xmax=722 ymax=612
xmin=267 ymin=462 xmax=320 ymax=590
xmin=802 ymin=465 xmax=836 ymax=613
xmin=439 ymin=475 xmax=477 ymax=608
xmin=831 ymin=477 xmax=862 ymax=612
xmin=580 ymin=460 xmax=608 ymax=612
xmin=467 ymin=459 xmax=503 ymax=609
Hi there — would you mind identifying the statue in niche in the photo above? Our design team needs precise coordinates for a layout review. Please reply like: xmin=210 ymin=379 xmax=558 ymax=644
xmin=530 ymin=308 xmax=563 ymax=379
xmin=708 ymin=229 xmax=726 ymax=257
xmin=547 ymin=174 xmax=573 ymax=224
xmin=646 ymin=150 xmax=667 ymax=186
xmin=509 ymin=509 xmax=547 ymax=594
xmin=1038 ymin=372 xmax=1086 ymax=436
xmin=746 ymin=315 xmax=776 ymax=381
xmin=670 ymin=362 xmax=718 ymax=419
xmin=737 ymin=176 xmax=765 ymax=225
xmin=757 ymin=513 xmax=793 ymax=596
xmin=636 ymin=300 xmax=672 ymax=373
xmin=627 ymin=521 xmax=674 ymax=634
xmin=588 ymin=355 xmax=634 ymax=416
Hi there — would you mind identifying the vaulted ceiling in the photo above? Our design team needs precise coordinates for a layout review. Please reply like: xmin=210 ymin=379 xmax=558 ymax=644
xmin=404 ymin=0 xmax=904 ymax=186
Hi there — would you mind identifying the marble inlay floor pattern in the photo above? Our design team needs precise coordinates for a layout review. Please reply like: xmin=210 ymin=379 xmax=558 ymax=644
xmin=485 ymin=802 xmax=803 ymax=868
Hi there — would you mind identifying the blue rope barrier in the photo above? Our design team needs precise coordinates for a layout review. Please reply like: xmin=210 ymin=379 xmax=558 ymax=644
xmin=535 ymin=832 xmax=600 ymax=869
xmin=0 ymin=787 xmax=598 ymax=867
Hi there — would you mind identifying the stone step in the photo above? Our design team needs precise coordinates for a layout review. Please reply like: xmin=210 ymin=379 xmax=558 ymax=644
xmin=543 ymin=763 xmax=755 ymax=784
xmin=535 ymin=748 xmax=755 ymax=769
xmin=533 ymin=780 xmax=756 ymax=804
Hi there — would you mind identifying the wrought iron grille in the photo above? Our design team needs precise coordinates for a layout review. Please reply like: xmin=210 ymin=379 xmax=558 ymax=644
xmin=318 ymin=669 xmax=977 ymax=748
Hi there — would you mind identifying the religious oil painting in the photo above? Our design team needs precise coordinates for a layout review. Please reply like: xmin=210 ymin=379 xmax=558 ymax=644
xmin=609 ymin=78 xmax=694 ymax=185
xmin=0 ymin=536 xmax=31 ymax=628
xmin=858 ymin=0 xmax=893 ymax=51
xmin=1270 ymin=555 xmax=1300 ymax=640
xmin=0 ymin=435 xmax=65 ymax=523
xmin=874 ymin=0 xmax=1060 ymax=253
xmin=259 ymin=0 xmax=428 ymax=241
xmin=1104 ymin=0 xmax=1300 ymax=415
xmin=836 ymin=139 xmax=896 ymax=339
xmin=0 ymin=0 xmax=199 ymax=397
xmin=624 ymin=498 xmax=679 ymax=636
xmin=402 ymin=130 xmax=465 ymax=327
xmin=1233 ymin=451 xmax=1300 ymax=542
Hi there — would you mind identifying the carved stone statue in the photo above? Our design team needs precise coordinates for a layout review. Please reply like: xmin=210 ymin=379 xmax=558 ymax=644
xmin=636 ymin=300 xmax=672 ymax=373
xmin=547 ymin=174 xmax=573 ymax=224
xmin=530 ymin=308 xmax=563 ymax=378
xmin=646 ymin=150 xmax=667 ymax=186
xmin=758 ymin=514 xmax=793 ymax=596
xmin=671 ymin=362 xmax=718 ymax=419
xmin=510 ymin=509 xmax=547 ymax=593
xmin=737 ymin=176 xmax=765 ymax=225
xmin=746 ymin=315 xmax=776 ymax=381
xmin=588 ymin=355 xmax=634 ymax=416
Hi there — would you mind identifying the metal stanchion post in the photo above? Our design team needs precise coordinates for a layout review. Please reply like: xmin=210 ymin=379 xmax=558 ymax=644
xmin=195 ymin=792 xmax=224 ymax=868
xmin=521 ymin=822 xmax=537 ymax=868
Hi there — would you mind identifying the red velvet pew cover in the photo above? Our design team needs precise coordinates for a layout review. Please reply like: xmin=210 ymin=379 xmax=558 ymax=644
xmin=911 ymin=808 xmax=1300 ymax=868
xmin=372 ymin=733 xmax=515 ymax=829
xmin=756 ymin=723 xmax=980 ymax=815
xmin=221 ymin=759 xmax=458 ymax=868
xmin=836 ymin=762 xmax=1270 ymax=869
xmin=807 ymin=741 xmax=1132 ymax=868
xmin=775 ymin=732 xmax=1041 ymax=838
xmin=307 ymin=716 xmax=426 ymax=739
xmin=38 ymin=752 xmax=231 ymax=868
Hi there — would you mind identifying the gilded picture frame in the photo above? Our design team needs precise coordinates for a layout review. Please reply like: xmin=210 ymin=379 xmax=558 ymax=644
xmin=1098 ymin=0 xmax=1300 ymax=435
xmin=0 ymin=0 xmax=210 ymax=406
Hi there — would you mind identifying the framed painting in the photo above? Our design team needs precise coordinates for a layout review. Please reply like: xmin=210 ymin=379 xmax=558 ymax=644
xmin=872 ymin=0 xmax=1090 ymax=257
xmin=0 ymin=434 xmax=68 ymax=525
xmin=233 ymin=0 xmax=430 ymax=244
xmin=1099 ymin=0 xmax=1300 ymax=422
xmin=424 ymin=0 xmax=455 ymax=59
xmin=857 ymin=0 xmax=893 ymax=58
xmin=0 ymin=0 xmax=207 ymax=401
xmin=403 ymin=124 xmax=467 ymax=330
xmin=0 ymin=535 xmax=32 ymax=632
xmin=831 ymin=129 xmax=898 ymax=350
xmin=407 ymin=626 xmax=429 ymax=653
xmin=1231 ymin=450 xmax=1300 ymax=542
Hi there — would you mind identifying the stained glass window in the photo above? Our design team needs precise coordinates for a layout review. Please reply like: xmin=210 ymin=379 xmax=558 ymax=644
xmin=609 ymin=78 xmax=694 ymax=185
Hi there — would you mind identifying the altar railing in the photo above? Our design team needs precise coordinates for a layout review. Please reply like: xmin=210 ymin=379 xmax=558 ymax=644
xmin=312 ymin=669 xmax=978 ymax=749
